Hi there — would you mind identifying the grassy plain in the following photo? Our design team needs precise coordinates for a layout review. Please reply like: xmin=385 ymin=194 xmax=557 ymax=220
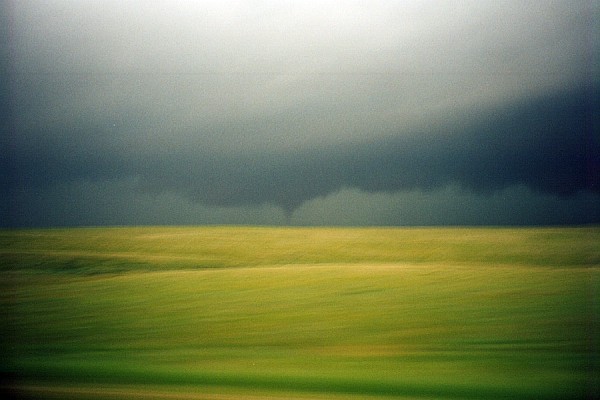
xmin=0 ymin=226 xmax=598 ymax=399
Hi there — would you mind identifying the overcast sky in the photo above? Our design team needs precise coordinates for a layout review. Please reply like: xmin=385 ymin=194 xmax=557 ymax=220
xmin=1 ymin=0 xmax=599 ymax=227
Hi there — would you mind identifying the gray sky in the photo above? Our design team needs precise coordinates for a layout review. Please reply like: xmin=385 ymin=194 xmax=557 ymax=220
xmin=1 ymin=0 xmax=599 ymax=227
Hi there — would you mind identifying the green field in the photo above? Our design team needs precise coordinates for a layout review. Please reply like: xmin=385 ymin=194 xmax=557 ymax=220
xmin=1 ymin=226 xmax=598 ymax=399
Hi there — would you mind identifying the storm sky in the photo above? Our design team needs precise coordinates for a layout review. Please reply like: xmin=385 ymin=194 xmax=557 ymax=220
xmin=1 ymin=0 xmax=599 ymax=227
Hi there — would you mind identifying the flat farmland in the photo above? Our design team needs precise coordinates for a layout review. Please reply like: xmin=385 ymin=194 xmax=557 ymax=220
xmin=0 ymin=226 xmax=598 ymax=399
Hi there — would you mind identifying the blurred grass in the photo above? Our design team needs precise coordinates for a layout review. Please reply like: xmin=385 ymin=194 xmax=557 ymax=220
xmin=1 ymin=226 xmax=598 ymax=273
xmin=0 ymin=226 xmax=598 ymax=399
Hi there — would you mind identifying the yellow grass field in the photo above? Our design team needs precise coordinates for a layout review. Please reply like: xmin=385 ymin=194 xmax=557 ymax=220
xmin=1 ymin=226 xmax=598 ymax=399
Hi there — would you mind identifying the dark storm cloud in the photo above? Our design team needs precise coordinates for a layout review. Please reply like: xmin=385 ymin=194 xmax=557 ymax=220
xmin=1 ymin=1 xmax=599 ymax=226
xmin=3 ymin=84 xmax=598 ymax=215
xmin=147 ymin=85 xmax=599 ymax=213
